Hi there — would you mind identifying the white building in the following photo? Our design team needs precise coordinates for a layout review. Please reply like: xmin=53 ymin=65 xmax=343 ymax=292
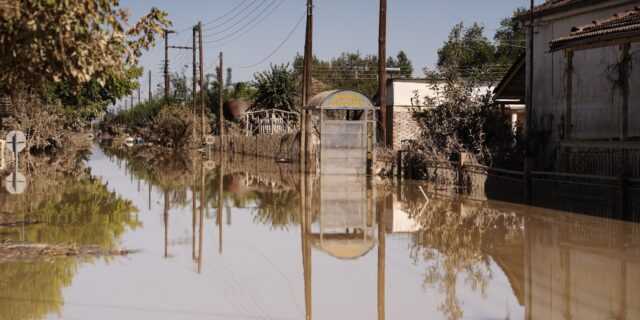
xmin=515 ymin=0 xmax=640 ymax=172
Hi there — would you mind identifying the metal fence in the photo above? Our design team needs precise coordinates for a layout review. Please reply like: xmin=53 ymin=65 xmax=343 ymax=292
xmin=530 ymin=171 xmax=618 ymax=219
xmin=559 ymin=145 xmax=640 ymax=178
xmin=242 ymin=109 xmax=299 ymax=135
xmin=400 ymin=156 xmax=638 ymax=221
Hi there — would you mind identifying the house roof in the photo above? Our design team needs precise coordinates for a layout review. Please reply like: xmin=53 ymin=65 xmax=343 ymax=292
xmin=515 ymin=0 xmax=604 ymax=20
xmin=493 ymin=54 xmax=526 ymax=101
xmin=550 ymin=6 xmax=640 ymax=51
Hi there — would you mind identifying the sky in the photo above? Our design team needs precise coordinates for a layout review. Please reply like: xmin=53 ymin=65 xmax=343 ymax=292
xmin=121 ymin=0 xmax=537 ymax=98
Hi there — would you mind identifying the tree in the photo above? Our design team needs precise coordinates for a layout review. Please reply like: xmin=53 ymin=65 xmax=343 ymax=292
xmin=388 ymin=51 xmax=414 ymax=78
xmin=46 ymin=66 xmax=144 ymax=125
xmin=437 ymin=23 xmax=496 ymax=78
xmin=493 ymin=11 xmax=526 ymax=66
xmin=252 ymin=63 xmax=300 ymax=111
xmin=0 ymin=0 xmax=170 ymax=93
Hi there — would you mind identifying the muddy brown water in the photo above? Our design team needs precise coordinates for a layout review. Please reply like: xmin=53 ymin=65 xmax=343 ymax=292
xmin=0 ymin=145 xmax=639 ymax=320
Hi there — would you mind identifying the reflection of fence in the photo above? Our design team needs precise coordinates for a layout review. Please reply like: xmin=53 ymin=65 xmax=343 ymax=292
xmin=399 ymin=156 xmax=639 ymax=221
xmin=243 ymin=109 xmax=299 ymax=135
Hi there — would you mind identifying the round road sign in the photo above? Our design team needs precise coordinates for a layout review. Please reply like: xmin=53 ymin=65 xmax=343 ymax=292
xmin=6 ymin=171 xmax=27 ymax=195
xmin=6 ymin=131 xmax=26 ymax=154
xmin=204 ymin=135 xmax=215 ymax=145
xmin=204 ymin=160 xmax=216 ymax=171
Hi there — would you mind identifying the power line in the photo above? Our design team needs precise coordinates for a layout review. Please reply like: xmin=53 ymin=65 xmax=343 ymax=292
xmin=202 ymin=0 xmax=282 ymax=45
xmin=202 ymin=0 xmax=272 ymax=39
xmin=172 ymin=0 xmax=252 ymax=34
xmin=234 ymin=11 xmax=306 ymax=69
xmin=202 ymin=0 xmax=284 ymax=50
xmin=202 ymin=0 xmax=263 ymax=32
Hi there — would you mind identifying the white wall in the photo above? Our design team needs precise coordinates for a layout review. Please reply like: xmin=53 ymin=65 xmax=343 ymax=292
xmin=529 ymin=0 xmax=639 ymax=168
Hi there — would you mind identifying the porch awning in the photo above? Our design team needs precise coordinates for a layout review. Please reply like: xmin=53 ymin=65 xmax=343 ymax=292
xmin=550 ymin=7 xmax=640 ymax=52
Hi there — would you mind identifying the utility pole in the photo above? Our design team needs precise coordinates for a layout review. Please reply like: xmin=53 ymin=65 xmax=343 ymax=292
xmin=137 ymin=84 xmax=141 ymax=105
xmin=378 ymin=0 xmax=388 ymax=147
xmin=164 ymin=29 xmax=174 ymax=99
xmin=198 ymin=22 xmax=205 ymax=141
xmin=301 ymin=0 xmax=313 ymax=170
xmin=130 ymin=94 xmax=134 ymax=109
xmin=148 ymin=71 xmax=152 ymax=101
xmin=526 ymin=0 xmax=534 ymax=152
xmin=193 ymin=26 xmax=198 ymax=142
xmin=219 ymin=52 xmax=224 ymax=150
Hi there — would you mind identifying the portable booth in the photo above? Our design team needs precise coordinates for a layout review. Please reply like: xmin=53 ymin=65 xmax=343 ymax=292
xmin=304 ymin=90 xmax=377 ymax=176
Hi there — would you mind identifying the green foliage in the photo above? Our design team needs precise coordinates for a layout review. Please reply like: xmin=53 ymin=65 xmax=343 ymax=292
xmin=294 ymin=51 xmax=382 ymax=97
xmin=409 ymin=65 xmax=523 ymax=168
xmin=205 ymin=67 xmax=256 ymax=120
xmin=46 ymin=66 xmax=144 ymax=124
xmin=100 ymin=98 xmax=168 ymax=135
xmin=494 ymin=11 xmax=526 ymax=66
xmin=152 ymin=105 xmax=198 ymax=148
xmin=437 ymin=23 xmax=496 ymax=78
xmin=0 ymin=0 xmax=171 ymax=92
xmin=387 ymin=51 xmax=414 ymax=78
xmin=252 ymin=63 xmax=300 ymax=111
xmin=0 ymin=172 xmax=139 ymax=320
xmin=436 ymin=14 xmax=525 ymax=80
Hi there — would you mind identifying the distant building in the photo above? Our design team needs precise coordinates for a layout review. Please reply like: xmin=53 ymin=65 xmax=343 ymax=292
xmin=513 ymin=0 xmax=640 ymax=173
xmin=385 ymin=79 xmax=499 ymax=150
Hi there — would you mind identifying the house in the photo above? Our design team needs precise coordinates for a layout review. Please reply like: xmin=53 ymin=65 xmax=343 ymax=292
xmin=514 ymin=0 xmax=640 ymax=173
xmin=385 ymin=79 xmax=498 ymax=150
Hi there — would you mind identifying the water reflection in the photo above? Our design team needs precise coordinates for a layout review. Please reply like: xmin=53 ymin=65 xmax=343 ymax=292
xmin=2 ymin=144 xmax=640 ymax=319
xmin=0 ymin=154 xmax=139 ymax=320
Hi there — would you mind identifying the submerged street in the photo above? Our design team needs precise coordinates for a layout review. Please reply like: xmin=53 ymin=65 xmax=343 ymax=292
xmin=1 ymin=144 xmax=639 ymax=320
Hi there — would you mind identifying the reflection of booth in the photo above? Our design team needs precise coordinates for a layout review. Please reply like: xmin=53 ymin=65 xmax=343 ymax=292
xmin=311 ymin=175 xmax=377 ymax=260
xmin=305 ymin=90 xmax=377 ymax=175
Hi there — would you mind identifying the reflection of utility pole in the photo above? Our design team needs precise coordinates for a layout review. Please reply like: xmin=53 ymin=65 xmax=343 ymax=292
xmin=218 ymin=161 xmax=224 ymax=254
xmin=192 ymin=180 xmax=197 ymax=260
xmin=164 ymin=190 xmax=170 ymax=258
xmin=148 ymin=183 xmax=152 ymax=211
xmin=198 ymin=162 xmax=205 ymax=273
xmin=300 ymin=173 xmax=312 ymax=320
xmin=377 ymin=192 xmax=387 ymax=320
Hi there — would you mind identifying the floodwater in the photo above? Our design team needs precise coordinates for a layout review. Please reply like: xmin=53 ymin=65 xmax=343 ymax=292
xmin=1 ymin=145 xmax=639 ymax=320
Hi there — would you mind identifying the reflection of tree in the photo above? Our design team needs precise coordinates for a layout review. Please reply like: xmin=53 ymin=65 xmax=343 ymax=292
xmin=0 ymin=261 xmax=76 ymax=320
xmin=407 ymin=192 xmax=522 ymax=320
xmin=4 ymin=177 xmax=140 ymax=249
xmin=0 ymin=163 xmax=139 ymax=320
xmin=252 ymin=189 xmax=300 ymax=230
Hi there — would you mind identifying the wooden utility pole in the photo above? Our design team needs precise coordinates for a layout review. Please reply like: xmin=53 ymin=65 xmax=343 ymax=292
xmin=301 ymin=0 xmax=313 ymax=169
xmin=137 ymin=84 xmax=141 ymax=105
xmin=526 ymin=0 xmax=534 ymax=150
xmin=130 ymin=95 xmax=133 ymax=109
xmin=378 ymin=0 xmax=388 ymax=147
xmin=193 ymin=26 xmax=198 ymax=142
xmin=218 ymin=52 xmax=224 ymax=150
xmin=164 ymin=29 xmax=174 ymax=99
xmin=198 ymin=22 xmax=205 ymax=141
xmin=148 ymin=71 xmax=152 ymax=101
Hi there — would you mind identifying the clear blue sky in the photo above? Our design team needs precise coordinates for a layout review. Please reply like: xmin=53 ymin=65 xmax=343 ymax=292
xmin=122 ymin=0 xmax=537 ymax=94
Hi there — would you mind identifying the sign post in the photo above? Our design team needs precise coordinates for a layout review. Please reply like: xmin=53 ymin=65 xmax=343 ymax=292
xmin=0 ymin=139 xmax=5 ymax=170
xmin=5 ymin=131 xmax=27 ymax=194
